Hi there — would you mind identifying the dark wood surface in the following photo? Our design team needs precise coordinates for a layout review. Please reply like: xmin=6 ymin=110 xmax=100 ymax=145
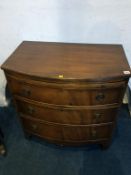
xmin=1 ymin=41 xmax=130 ymax=148
xmin=1 ymin=41 xmax=131 ymax=82
xmin=20 ymin=114 xmax=114 ymax=142
xmin=16 ymin=97 xmax=119 ymax=125
xmin=6 ymin=75 xmax=126 ymax=106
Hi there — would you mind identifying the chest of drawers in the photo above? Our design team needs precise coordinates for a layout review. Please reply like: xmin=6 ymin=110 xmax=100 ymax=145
xmin=1 ymin=41 xmax=131 ymax=149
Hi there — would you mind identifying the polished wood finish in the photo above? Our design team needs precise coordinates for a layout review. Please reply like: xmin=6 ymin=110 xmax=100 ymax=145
xmin=1 ymin=41 xmax=131 ymax=149
xmin=6 ymin=75 xmax=126 ymax=106
xmin=15 ymin=97 xmax=119 ymax=125
xmin=20 ymin=114 xmax=114 ymax=143
xmin=1 ymin=41 xmax=130 ymax=82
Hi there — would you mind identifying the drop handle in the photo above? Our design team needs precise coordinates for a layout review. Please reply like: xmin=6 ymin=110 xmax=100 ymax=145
xmin=28 ymin=106 xmax=35 ymax=114
xmin=91 ymin=129 xmax=97 ymax=138
xmin=21 ymin=88 xmax=31 ymax=96
xmin=94 ymin=113 xmax=102 ymax=120
xmin=96 ymin=93 xmax=105 ymax=101
xmin=31 ymin=124 xmax=38 ymax=130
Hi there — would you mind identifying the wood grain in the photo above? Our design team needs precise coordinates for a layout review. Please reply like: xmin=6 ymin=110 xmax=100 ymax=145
xmin=20 ymin=114 xmax=114 ymax=143
xmin=1 ymin=41 xmax=131 ymax=82
xmin=16 ymin=98 xmax=119 ymax=125
xmin=6 ymin=75 xmax=126 ymax=106
xmin=1 ymin=41 xmax=130 ymax=148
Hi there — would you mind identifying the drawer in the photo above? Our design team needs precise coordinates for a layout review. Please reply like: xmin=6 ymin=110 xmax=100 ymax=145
xmin=7 ymin=76 xmax=126 ymax=106
xmin=21 ymin=115 xmax=114 ymax=142
xmin=16 ymin=98 xmax=119 ymax=125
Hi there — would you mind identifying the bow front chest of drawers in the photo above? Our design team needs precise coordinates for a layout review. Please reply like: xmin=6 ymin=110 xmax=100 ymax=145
xmin=1 ymin=41 xmax=131 ymax=149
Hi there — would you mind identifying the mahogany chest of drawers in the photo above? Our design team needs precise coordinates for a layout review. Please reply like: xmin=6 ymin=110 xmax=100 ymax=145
xmin=1 ymin=41 xmax=131 ymax=149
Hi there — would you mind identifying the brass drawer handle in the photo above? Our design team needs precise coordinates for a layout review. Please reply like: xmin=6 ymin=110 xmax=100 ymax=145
xmin=94 ymin=113 xmax=102 ymax=121
xmin=21 ymin=88 xmax=31 ymax=96
xmin=91 ymin=129 xmax=97 ymax=138
xmin=96 ymin=93 xmax=105 ymax=101
xmin=28 ymin=106 xmax=35 ymax=114
xmin=31 ymin=124 xmax=38 ymax=130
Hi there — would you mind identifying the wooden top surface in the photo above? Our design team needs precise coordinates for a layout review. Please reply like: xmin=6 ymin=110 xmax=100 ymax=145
xmin=1 ymin=41 xmax=131 ymax=82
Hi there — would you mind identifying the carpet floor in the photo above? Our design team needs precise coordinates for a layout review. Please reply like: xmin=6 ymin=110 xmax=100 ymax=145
xmin=0 ymin=105 xmax=131 ymax=175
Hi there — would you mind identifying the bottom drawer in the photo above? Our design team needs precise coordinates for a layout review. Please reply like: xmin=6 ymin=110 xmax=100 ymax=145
xmin=20 ymin=115 xmax=114 ymax=143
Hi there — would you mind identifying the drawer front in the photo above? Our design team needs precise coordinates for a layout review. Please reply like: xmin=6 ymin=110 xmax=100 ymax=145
xmin=21 ymin=115 xmax=114 ymax=142
xmin=7 ymin=76 xmax=125 ymax=106
xmin=16 ymin=98 xmax=118 ymax=125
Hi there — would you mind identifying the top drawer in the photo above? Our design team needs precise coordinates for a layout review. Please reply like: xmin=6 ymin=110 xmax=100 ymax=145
xmin=6 ymin=75 xmax=126 ymax=106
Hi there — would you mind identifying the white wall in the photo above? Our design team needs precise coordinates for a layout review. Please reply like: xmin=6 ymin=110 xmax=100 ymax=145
xmin=0 ymin=0 xmax=131 ymax=105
